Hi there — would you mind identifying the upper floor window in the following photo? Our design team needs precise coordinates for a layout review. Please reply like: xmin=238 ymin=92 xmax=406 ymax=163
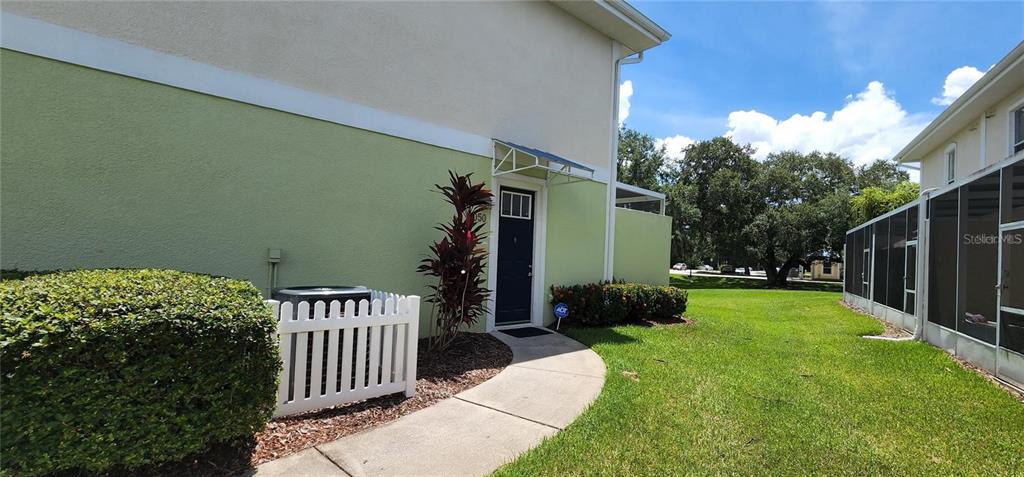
xmin=1013 ymin=104 xmax=1024 ymax=155
xmin=945 ymin=143 xmax=956 ymax=184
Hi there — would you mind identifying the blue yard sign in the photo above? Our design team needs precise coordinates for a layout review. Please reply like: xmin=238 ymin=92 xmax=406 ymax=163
xmin=554 ymin=303 xmax=569 ymax=318
xmin=554 ymin=302 xmax=569 ymax=330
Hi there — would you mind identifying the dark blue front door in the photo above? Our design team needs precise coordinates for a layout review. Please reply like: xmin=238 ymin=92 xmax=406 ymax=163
xmin=495 ymin=188 xmax=535 ymax=325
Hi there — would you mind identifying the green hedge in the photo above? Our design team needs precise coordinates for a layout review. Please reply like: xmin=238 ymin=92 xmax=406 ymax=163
xmin=0 ymin=269 xmax=281 ymax=476
xmin=550 ymin=282 xmax=688 ymax=326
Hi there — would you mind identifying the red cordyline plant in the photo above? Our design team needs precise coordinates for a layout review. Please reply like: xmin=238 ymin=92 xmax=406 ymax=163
xmin=417 ymin=171 xmax=493 ymax=351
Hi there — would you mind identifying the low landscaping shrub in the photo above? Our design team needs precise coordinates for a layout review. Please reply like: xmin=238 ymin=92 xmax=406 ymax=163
xmin=0 ymin=269 xmax=281 ymax=476
xmin=550 ymin=281 xmax=688 ymax=326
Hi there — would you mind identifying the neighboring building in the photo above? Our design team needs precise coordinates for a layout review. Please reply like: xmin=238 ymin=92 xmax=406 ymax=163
xmin=809 ymin=260 xmax=841 ymax=281
xmin=0 ymin=1 xmax=672 ymax=334
xmin=844 ymin=41 xmax=1024 ymax=388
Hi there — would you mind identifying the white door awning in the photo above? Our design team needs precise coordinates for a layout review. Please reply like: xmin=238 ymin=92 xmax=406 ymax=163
xmin=492 ymin=139 xmax=595 ymax=184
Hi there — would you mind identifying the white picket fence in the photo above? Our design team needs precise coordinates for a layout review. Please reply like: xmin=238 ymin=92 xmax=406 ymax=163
xmin=268 ymin=294 xmax=420 ymax=418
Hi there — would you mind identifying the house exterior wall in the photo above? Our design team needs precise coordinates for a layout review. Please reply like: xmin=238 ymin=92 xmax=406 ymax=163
xmin=1 ymin=0 xmax=617 ymax=173
xmin=613 ymin=208 xmax=671 ymax=285
xmin=0 ymin=2 xmax=666 ymax=333
xmin=542 ymin=181 xmax=610 ymax=324
xmin=0 ymin=50 xmax=494 ymax=333
xmin=919 ymin=84 xmax=1024 ymax=190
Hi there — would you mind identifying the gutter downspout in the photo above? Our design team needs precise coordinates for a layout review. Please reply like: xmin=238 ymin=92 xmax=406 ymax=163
xmin=604 ymin=47 xmax=644 ymax=280
xmin=913 ymin=187 xmax=935 ymax=341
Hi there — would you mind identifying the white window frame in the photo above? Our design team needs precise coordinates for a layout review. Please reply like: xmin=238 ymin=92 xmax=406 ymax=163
xmin=945 ymin=143 xmax=957 ymax=184
xmin=499 ymin=190 xmax=533 ymax=220
xmin=1009 ymin=97 xmax=1024 ymax=157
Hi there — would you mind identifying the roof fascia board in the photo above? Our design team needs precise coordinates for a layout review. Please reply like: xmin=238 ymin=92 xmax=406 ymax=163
xmin=554 ymin=0 xmax=670 ymax=54
xmin=602 ymin=0 xmax=671 ymax=43
xmin=896 ymin=41 xmax=1024 ymax=163
xmin=615 ymin=181 xmax=666 ymax=200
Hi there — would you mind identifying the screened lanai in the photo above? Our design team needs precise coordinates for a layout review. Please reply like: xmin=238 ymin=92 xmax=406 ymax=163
xmin=844 ymin=156 xmax=1024 ymax=388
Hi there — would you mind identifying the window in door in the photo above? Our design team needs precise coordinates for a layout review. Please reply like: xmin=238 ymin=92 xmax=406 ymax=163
xmin=500 ymin=191 xmax=532 ymax=220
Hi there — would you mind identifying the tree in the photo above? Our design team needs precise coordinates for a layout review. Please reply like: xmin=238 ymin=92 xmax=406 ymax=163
xmin=851 ymin=180 xmax=920 ymax=225
xmin=616 ymin=127 xmax=666 ymax=191
xmin=745 ymin=151 xmax=857 ymax=287
xmin=663 ymin=181 xmax=709 ymax=264
xmin=417 ymin=171 xmax=493 ymax=351
xmin=629 ymin=128 xmax=918 ymax=287
xmin=855 ymin=159 xmax=910 ymax=192
xmin=664 ymin=137 xmax=761 ymax=268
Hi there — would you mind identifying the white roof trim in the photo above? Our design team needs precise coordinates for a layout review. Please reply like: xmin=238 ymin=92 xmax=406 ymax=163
xmin=553 ymin=0 xmax=670 ymax=54
xmin=896 ymin=41 xmax=1024 ymax=163
xmin=603 ymin=0 xmax=671 ymax=43
xmin=615 ymin=181 xmax=665 ymax=200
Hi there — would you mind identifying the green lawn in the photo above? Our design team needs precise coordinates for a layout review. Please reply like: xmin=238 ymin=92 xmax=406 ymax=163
xmin=496 ymin=280 xmax=1024 ymax=476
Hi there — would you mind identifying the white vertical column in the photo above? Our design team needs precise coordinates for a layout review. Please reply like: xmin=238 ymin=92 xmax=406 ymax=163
xmin=404 ymin=296 xmax=421 ymax=397
xmin=604 ymin=41 xmax=624 ymax=281
xmin=980 ymin=114 xmax=988 ymax=170
xmin=914 ymin=191 xmax=931 ymax=341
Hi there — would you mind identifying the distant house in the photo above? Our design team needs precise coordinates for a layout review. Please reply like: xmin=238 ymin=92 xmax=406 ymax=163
xmin=0 ymin=1 xmax=671 ymax=335
xmin=809 ymin=260 xmax=841 ymax=281
xmin=844 ymin=41 xmax=1023 ymax=387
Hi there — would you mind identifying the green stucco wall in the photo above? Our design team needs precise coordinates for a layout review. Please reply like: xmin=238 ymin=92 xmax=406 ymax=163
xmin=0 ymin=50 xmax=494 ymax=333
xmin=614 ymin=208 xmax=671 ymax=285
xmin=543 ymin=180 xmax=609 ymax=323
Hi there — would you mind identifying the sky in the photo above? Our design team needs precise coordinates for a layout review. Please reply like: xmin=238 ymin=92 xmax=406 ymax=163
xmin=619 ymin=1 xmax=1024 ymax=171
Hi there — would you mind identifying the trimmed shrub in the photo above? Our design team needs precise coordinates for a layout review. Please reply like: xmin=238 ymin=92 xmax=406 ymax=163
xmin=550 ymin=281 xmax=688 ymax=326
xmin=0 ymin=269 xmax=280 ymax=476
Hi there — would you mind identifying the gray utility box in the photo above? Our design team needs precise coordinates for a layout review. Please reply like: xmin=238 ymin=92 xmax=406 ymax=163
xmin=272 ymin=286 xmax=372 ymax=308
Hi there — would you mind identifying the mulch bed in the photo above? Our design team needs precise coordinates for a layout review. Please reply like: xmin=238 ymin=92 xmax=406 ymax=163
xmin=122 ymin=332 xmax=512 ymax=476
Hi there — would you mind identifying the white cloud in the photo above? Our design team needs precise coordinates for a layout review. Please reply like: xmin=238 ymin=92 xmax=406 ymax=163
xmin=724 ymin=81 xmax=931 ymax=165
xmin=654 ymin=134 xmax=696 ymax=162
xmin=931 ymin=66 xmax=985 ymax=106
xmin=618 ymin=80 xmax=633 ymax=125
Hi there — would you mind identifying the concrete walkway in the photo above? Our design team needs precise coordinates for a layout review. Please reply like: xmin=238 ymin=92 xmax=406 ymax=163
xmin=255 ymin=330 xmax=605 ymax=477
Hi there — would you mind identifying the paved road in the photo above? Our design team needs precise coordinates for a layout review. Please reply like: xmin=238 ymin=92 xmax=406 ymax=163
xmin=670 ymin=270 xmax=842 ymax=286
